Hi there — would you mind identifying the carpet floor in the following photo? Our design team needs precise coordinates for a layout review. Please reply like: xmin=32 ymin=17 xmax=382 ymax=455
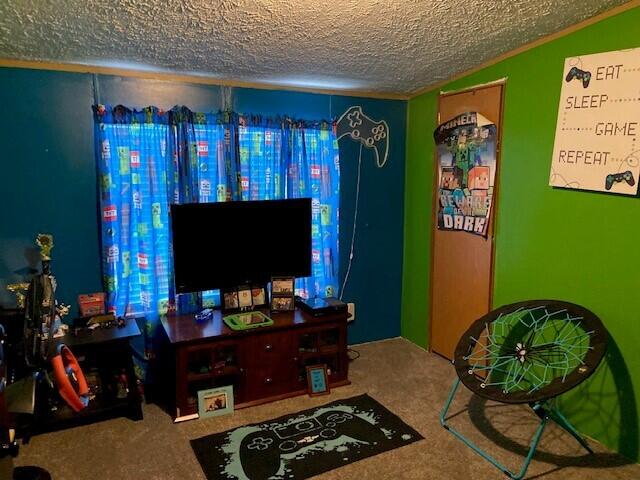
xmin=14 ymin=338 xmax=640 ymax=479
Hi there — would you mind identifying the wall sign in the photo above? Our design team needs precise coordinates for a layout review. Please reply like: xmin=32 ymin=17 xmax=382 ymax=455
xmin=434 ymin=112 xmax=498 ymax=237
xmin=549 ymin=48 xmax=640 ymax=195
xmin=336 ymin=106 xmax=389 ymax=168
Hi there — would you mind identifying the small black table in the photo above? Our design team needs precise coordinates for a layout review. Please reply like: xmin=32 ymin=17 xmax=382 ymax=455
xmin=29 ymin=318 xmax=144 ymax=435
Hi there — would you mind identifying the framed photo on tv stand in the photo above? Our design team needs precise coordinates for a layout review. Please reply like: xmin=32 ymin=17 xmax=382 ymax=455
xmin=250 ymin=283 xmax=268 ymax=308
xmin=237 ymin=285 xmax=253 ymax=310
xmin=222 ymin=287 xmax=240 ymax=313
xmin=270 ymin=276 xmax=295 ymax=312
xmin=223 ymin=283 xmax=270 ymax=313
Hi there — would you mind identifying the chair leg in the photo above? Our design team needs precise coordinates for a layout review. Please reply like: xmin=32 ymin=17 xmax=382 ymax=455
xmin=548 ymin=406 xmax=593 ymax=454
xmin=439 ymin=377 xmax=461 ymax=426
xmin=440 ymin=378 xmax=548 ymax=480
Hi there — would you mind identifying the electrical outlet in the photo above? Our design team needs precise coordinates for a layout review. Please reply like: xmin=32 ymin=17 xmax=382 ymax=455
xmin=347 ymin=302 xmax=355 ymax=322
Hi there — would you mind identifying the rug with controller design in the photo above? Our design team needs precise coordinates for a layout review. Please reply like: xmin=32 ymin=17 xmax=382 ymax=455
xmin=190 ymin=394 xmax=422 ymax=480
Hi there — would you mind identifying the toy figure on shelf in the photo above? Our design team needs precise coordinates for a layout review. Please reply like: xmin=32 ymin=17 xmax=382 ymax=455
xmin=116 ymin=370 xmax=129 ymax=399
xmin=52 ymin=304 xmax=70 ymax=339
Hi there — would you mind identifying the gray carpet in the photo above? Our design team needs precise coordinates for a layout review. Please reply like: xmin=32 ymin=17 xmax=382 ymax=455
xmin=14 ymin=338 xmax=640 ymax=479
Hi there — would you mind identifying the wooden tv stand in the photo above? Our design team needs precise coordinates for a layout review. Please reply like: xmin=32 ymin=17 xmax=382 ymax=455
xmin=160 ymin=307 xmax=350 ymax=421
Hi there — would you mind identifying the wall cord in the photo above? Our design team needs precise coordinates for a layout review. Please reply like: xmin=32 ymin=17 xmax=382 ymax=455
xmin=339 ymin=143 xmax=363 ymax=301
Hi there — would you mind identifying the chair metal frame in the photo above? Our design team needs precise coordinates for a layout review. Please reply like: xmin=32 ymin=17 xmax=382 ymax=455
xmin=440 ymin=378 xmax=593 ymax=479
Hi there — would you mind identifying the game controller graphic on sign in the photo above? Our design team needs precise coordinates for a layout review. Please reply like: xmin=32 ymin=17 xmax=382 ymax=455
xmin=565 ymin=66 xmax=592 ymax=88
xmin=336 ymin=106 xmax=389 ymax=168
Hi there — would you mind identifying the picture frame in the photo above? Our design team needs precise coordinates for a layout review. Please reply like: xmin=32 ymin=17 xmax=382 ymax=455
xmin=198 ymin=385 xmax=234 ymax=419
xmin=251 ymin=284 xmax=267 ymax=307
xmin=237 ymin=285 xmax=252 ymax=309
xmin=271 ymin=276 xmax=295 ymax=295
xmin=306 ymin=365 xmax=330 ymax=397
xmin=271 ymin=296 xmax=294 ymax=312
xmin=270 ymin=276 xmax=295 ymax=312
xmin=222 ymin=288 xmax=239 ymax=311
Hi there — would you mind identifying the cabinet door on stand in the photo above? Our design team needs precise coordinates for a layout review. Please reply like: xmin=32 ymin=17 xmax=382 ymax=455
xmin=294 ymin=323 xmax=348 ymax=390
xmin=177 ymin=340 xmax=245 ymax=418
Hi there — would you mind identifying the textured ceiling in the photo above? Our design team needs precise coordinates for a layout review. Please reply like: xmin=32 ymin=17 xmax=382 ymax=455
xmin=0 ymin=0 xmax=629 ymax=96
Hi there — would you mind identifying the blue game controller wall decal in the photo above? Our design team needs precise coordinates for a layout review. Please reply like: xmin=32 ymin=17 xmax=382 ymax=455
xmin=565 ymin=66 xmax=592 ymax=88
xmin=336 ymin=106 xmax=389 ymax=168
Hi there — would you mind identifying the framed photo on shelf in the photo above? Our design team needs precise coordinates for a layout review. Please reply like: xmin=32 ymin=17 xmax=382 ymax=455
xmin=270 ymin=276 xmax=295 ymax=312
xmin=271 ymin=276 xmax=295 ymax=295
xmin=237 ymin=285 xmax=253 ymax=309
xmin=271 ymin=296 xmax=294 ymax=312
xmin=306 ymin=365 xmax=330 ymax=397
xmin=251 ymin=284 xmax=267 ymax=307
xmin=222 ymin=288 xmax=239 ymax=311
xmin=198 ymin=385 xmax=234 ymax=419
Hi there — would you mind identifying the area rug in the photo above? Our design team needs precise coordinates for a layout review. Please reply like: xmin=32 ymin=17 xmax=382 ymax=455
xmin=190 ymin=394 xmax=423 ymax=480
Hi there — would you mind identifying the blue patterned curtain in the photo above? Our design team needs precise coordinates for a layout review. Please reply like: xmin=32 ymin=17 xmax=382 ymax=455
xmin=93 ymin=105 xmax=172 ymax=319
xmin=237 ymin=117 xmax=340 ymax=298
xmin=93 ymin=105 xmax=340 ymax=374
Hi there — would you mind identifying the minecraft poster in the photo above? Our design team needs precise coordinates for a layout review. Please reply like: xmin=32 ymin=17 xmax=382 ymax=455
xmin=434 ymin=112 xmax=498 ymax=237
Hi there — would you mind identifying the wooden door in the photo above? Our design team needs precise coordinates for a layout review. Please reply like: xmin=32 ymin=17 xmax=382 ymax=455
xmin=430 ymin=83 xmax=505 ymax=360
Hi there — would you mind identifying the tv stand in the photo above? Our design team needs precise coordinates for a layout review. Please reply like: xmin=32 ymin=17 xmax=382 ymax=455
xmin=159 ymin=307 xmax=349 ymax=421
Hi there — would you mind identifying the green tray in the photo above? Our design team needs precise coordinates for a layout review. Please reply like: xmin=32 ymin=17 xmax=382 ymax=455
xmin=223 ymin=311 xmax=274 ymax=331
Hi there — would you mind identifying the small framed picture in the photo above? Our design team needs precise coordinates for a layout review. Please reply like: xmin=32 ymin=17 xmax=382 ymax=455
xmin=306 ymin=365 xmax=330 ymax=397
xmin=271 ymin=296 xmax=294 ymax=312
xmin=237 ymin=286 xmax=252 ymax=309
xmin=251 ymin=285 xmax=267 ymax=307
xmin=271 ymin=276 xmax=295 ymax=295
xmin=198 ymin=385 xmax=234 ymax=419
xmin=222 ymin=289 xmax=239 ymax=311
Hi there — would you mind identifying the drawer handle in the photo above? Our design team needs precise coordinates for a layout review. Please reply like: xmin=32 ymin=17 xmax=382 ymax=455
xmin=264 ymin=377 xmax=273 ymax=384
xmin=264 ymin=344 xmax=273 ymax=352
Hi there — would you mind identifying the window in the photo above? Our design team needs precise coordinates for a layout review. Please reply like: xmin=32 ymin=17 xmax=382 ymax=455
xmin=94 ymin=106 xmax=340 ymax=317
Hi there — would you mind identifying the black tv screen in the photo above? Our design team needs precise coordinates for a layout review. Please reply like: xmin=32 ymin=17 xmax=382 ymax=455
xmin=170 ymin=199 xmax=312 ymax=293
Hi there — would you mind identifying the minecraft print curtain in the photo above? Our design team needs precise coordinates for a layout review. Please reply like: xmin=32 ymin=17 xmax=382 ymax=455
xmin=237 ymin=116 xmax=341 ymax=298
xmin=93 ymin=105 xmax=340 ymax=364
xmin=93 ymin=105 xmax=173 ymax=320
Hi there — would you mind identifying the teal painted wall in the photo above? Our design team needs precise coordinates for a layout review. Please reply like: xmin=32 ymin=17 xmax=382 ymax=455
xmin=403 ymin=7 xmax=640 ymax=459
xmin=0 ymin=70 xmax=406 ymax=345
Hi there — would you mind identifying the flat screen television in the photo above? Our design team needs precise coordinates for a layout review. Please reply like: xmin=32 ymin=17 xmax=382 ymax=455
xmin=170 ymin=198 xmax=312 ymax=293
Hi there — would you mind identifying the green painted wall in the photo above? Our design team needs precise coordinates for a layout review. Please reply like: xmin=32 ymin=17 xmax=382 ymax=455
xmin=402 ymin=7 xmax=640 ymax=460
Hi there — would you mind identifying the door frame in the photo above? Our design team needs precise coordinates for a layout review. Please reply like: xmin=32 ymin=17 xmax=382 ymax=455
xmin=427 ymin=80 xmax=507 ymax=354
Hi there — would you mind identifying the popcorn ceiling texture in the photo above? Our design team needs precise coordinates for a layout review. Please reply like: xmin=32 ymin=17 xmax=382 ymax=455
xmin=0 ymin=0 xmax=628 ymax=95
